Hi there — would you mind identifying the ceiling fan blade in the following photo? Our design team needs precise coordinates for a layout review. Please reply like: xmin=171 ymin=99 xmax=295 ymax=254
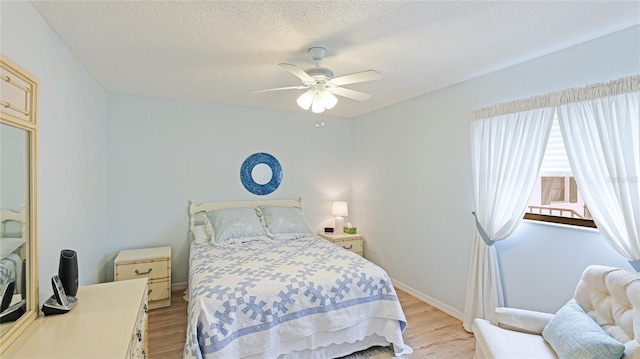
xmin=250 ymin=85 xmax=308 ymax=93
xmin=278 ymin=63 xmax=314 ymax=83
xmin=329 ymin=87 xmax=372 ymax=101
xmin=330 ymin=70 xmax=381 ymax=86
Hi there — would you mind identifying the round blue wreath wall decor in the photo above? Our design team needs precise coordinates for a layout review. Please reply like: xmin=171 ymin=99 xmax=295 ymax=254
xmin=240 ymin=153 xmax=283 ymax=195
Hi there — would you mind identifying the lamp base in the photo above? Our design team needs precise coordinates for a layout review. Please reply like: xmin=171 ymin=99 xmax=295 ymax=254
xmin=334 ymin=217 xmax=345 ymax=234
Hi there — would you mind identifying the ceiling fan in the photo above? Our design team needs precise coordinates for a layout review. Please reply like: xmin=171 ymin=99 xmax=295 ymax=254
xmin=250 ymin=47 xmax=381 ymax=113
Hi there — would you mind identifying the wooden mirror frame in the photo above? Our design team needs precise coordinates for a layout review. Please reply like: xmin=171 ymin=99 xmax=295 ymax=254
xmin=0 ymin=54 xmax=39 ymax=352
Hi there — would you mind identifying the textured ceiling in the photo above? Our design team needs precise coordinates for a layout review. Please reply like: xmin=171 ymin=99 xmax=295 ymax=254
xmin=30 ymin=1 xmax=639 ymax=118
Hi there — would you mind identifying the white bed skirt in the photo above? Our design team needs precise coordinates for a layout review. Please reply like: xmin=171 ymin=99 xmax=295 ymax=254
xmin=243 ymin=318 xmax=413 ymax=359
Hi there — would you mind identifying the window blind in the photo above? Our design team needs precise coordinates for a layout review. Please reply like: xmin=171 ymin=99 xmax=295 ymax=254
xmin=539 ymin=116 xmax=572 ymax=176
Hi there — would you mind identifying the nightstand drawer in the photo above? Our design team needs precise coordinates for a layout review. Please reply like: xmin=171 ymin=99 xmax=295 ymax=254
xmin=318 ymin=233 xmax=365 ymax=257
xmin=148 ymin=278 xmax=170 ymax=302
xmin=116 ymin=259 xmax=169 ymax=281
xmin=336 ymin=239 xmax=363 ymax=253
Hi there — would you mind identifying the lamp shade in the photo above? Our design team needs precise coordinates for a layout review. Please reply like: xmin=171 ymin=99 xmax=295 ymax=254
xmin=321 ymin=91 xmax=338 ymax=110
xmin=331 ymin=201 xmax=348 ymax=217
xmin=311 ymin=92 xmax=325 ymax=113
xmin=297 ymin=91 xmax=314 ymax=110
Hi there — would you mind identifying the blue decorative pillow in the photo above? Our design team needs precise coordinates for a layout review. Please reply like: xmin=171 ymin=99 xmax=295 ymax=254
xmin=205 ymin=207 xmax=269 ymax=246
xmin=542 ymin=299 xmax=625 ymax=359
xmin=257 ymin=205 xmax=313 ymax=240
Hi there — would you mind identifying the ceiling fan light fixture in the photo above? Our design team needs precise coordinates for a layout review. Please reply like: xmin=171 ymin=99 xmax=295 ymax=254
xmin=321 ymin=91 xmax=337 ymax=110
xmin=311 ymin=92 xmax=325 ymax=113
xmin=297 ymin=90 xmax=314 ymax=110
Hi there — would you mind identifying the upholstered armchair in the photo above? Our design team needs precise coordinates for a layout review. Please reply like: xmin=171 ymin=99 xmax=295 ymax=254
xmin=473 ymin=265 xmax=640 ymax=359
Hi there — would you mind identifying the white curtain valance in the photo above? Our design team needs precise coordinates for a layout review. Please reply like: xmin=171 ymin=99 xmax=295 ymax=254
xmin=471 ymin=75 xmax=640 ymax=120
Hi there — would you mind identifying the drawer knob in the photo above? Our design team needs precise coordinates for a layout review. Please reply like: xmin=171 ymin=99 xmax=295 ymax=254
xmin=148 ymin=289 xmax=153 ymax=296
xmin=144 ymin=303 xmax=148 ymax=313
xmin=1 ymin=101 xmax=29 ymax=116
xmin=136 ymin=329 xmax=142 ymax=341
xmin=343 ymin=244 xmax=353 ymax=249
xmin=135 ymin=268 xmax=153 ymax=275
xmin=1 ymin=75 xmax=30 ymax=92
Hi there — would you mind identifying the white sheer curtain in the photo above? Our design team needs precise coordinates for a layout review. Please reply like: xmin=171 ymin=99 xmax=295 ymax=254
xmin=557 ymin=75 xmax=640 ymax=271
xmin=463 ymin=106 xmax=554 ymax=332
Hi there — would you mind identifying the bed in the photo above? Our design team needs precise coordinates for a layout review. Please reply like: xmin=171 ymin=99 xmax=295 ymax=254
xmin=0 ymin=254 xmax=22 ymax=297
xmin=185 ymin=198 xmax=412 ymax=359
xmin=0 ymin=209 xmax=26 ymax=297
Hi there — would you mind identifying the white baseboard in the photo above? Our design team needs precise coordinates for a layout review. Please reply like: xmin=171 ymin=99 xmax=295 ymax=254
xmin=391 ymin=278 xmax=464 ymax=321
xmin=171 ymin=281 xmax=188 ymax=292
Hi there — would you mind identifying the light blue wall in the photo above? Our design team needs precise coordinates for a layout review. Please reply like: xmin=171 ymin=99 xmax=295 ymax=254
xmin=0 ymin=1 xmax=108 ymax=301
xmin=351 ymin=26 xmax=639 ymax=314
xmin=106 ymin=93 xmax=353 ymax=284
xmin=496 ymin=222 xmax=630 ymax=313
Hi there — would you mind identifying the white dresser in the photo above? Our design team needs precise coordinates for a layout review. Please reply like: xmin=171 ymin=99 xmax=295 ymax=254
xmin=2 ymin=278 xmax=148 ymax=358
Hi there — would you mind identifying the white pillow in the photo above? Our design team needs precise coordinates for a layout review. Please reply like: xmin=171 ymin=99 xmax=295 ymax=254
xmin=0 ymin=238 xmax=25 ymax=258
xmin=203 ymin=215 xmax=214 ymax=239
xmin=205 ymin=207 xmax=269 ymax=247
xmin=257 ymin=205 xmax=314 ymax=240
xmin=190 ymin=225 xmax=210 ymax=244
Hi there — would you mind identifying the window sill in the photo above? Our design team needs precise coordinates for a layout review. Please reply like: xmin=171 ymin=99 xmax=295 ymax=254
xmin=523 ymin=217 xmax=599 ymax=233
xmin=523 ymin=213 xmax=596 ymax=228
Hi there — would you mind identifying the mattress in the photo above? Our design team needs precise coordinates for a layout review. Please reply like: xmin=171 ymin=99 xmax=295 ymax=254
xmin=185 ymin=236 xmax=411 ymax=358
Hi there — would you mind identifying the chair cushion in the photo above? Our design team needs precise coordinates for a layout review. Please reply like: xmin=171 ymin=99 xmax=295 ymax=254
xmin=542 ymin=299 xmax=625 ymax=359
xmin=473 ymin=318 xmax=557 ymax=359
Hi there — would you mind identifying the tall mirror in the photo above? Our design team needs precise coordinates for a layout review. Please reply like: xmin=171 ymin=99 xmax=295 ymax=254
xmin=0 ymin=54 xmax=38 ymax=351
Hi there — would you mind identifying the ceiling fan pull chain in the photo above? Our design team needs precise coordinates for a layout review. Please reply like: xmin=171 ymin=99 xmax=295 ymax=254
xmin=315 ymin=114 xmax=325 ymax=128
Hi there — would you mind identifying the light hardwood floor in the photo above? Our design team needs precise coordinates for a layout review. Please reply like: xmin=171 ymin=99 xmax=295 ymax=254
xmin=148 ymin=289 xmax=476 ymax=358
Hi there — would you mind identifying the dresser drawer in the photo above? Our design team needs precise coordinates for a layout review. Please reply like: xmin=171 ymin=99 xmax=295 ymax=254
xmin=0 ymin=60 xmax=37 ymax=124
xmin=128 ymin=284 xmax=148 ymax=359
xmin=336 ymin=239 xmax=363 ymax=253
xmin=116 ymin=258 xmax=169 ymax=281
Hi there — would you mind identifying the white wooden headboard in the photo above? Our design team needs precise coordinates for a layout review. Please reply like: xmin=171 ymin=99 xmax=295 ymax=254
xmin=188 ymin=198 xmax=303 ymax=241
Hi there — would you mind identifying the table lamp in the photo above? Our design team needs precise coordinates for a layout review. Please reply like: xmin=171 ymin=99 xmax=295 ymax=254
xmin=331 ymin=201 xmax=348 ymax=234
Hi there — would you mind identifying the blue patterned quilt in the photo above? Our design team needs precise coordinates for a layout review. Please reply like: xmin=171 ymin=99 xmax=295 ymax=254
xmin=0 ymin=254 xmax=19 ymax=293
xmin=185 ymin=236 xmax=409 ymax=358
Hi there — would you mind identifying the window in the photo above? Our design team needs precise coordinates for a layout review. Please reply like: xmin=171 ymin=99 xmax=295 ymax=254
xmin=524 ymin=117 xmax=596 ymax=228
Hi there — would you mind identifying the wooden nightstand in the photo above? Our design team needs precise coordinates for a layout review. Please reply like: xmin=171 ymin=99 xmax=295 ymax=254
xmin=115 ymin=246 xmax=171 ymax=309
xmin=318 ymin=233 xmax=364 ymax=257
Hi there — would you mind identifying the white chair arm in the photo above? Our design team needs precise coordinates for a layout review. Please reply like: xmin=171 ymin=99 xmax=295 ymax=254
xmin=491 ymin=307 xmax=554 ymax=335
